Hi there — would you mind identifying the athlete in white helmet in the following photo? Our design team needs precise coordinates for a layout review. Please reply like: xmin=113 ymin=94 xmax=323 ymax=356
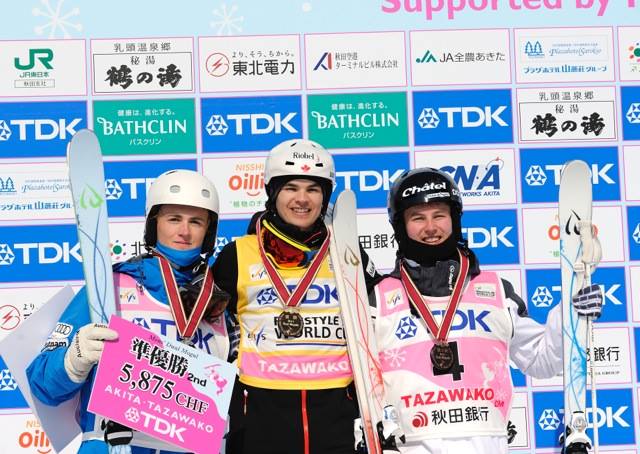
xmin=27 ymin=169 xmax=231 ymax=453
xmin=213 ymin=139 xmax=379 ymax=454
xmin=367 ymin=167 xmax=604 ymax=454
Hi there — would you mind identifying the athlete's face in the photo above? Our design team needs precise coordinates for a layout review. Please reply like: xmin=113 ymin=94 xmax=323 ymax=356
xmin=156 ymin=204 xmax=210 ymax=250
xmin=403 ymin=202 xmax=453 ymax=245
xmin=275 ymin=179 xmax=324 ymax=231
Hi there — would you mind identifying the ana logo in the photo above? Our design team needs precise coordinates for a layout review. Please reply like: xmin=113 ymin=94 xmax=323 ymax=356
xmin=0 ymin=368 xmax=17 ymax=390
xmin=0 ymin=120 xmax=12 ymax=141
xmin=632 ymin=223 xmax=640 ymax=244
xmin=626 ymin=103 xmax=640 ymax=124
xmin=412 ymin=411 xmax=429 ymax=427
xmin=256 ymin=287 xmax=279 ymax=306
xmin=14 ymin=48 xmax=53 ymax=70
xmin=206 ymin=53 xmax=230 ymax=77
xmin=524 ymin=41 xmax=544 ymax=58
xmin=0 ymin=177 xmax=17 ymax=194
xmin=416 ymin=51 xmax=437 ymax=64
xmin=124 ymin=407 xmax=141 ymax=423
xmin=417 ymin=108 xmax=440 ymax=128
xmin=0 ymin=244 xmax=15 ymax=265
xmin=104 ymin=179 xmax=123 ymax=200
xmin=538 ymin=408 xmax=561 ymax=430
xmin=206 ymin=114 xmax=228 ymax=136
xmin=525 ymin=165 xmax=547 ymax=186
xmin=440 ymin=158 xmax=503 ymax=193
xmin=313 ymin=52 xmax=333 ymax=71
xmin=531 ymin=286 xmax=554 ymax=308
xmin=395 ymin=316 xmax=417 ymax=340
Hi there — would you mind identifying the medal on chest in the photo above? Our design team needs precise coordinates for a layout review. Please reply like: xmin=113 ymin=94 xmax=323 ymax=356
xmin=400 ymin=250 xmax=469 ymax=380
xmin=257 ymin=219 xmax=331 ymax=339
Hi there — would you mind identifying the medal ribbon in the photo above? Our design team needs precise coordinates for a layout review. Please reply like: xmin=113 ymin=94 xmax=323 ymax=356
xmin=155 ymin=254 xmax=215 ymax=339
xmin=256 ymin=218 xmax=331 ymax=310
xmin=400 ymin=250 xmax=469 ymax=344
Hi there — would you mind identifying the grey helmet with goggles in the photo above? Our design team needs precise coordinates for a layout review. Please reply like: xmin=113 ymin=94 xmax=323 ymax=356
xmin=143 ymin=169 xmax=220 ymax=258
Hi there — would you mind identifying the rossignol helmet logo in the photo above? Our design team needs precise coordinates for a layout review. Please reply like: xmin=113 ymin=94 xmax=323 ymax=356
xmin=401 ymin=181 xmax=447 ymax=198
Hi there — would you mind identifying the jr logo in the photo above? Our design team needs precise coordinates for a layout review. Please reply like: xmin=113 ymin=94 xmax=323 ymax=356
xmin=14 ymin=48 xmax=53 ymax=70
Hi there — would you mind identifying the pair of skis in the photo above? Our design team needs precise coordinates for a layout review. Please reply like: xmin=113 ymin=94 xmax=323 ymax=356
xmin=559 ymin=160 xmax=600 ymax=454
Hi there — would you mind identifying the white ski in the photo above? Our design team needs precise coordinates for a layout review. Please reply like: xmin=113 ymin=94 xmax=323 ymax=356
xmin=329 ymin=190 xmax=385 ymax=454
xmin=559 ymin=160 xmax=597 ymax=454
xmin=67 ymin=129 xmax=117 ymax=324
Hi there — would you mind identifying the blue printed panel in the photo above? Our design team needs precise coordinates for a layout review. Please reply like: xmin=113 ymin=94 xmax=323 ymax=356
xmin=525 ymin=267 xmax=627 ymax=324
xmin=520 ymin=147 xmax=620 ymax=203
xmin=201 ymin=95 xmax=302 ymax=152
xmin=104 ymin=160 xmax=197 ymax=217
xmin=413 ymin=89 xmax=513 ymax=146
xmin=461 ymin=209 xmax=519 ymax=265
xmin=533 ymin=389 xmax=635 ymax=448
xmin=332 ymin=152 xmax=409 ymax=209
xmin=628 ymin=206 xmax=640 ymax=261
xmin=621 ymin=86 xmax=640 ymax=141
xmin=0 ymin=356 xmax=28 ymax=410
xmin=0 ymin=224 xmax=82 ymax=282
xmin=0 ymin=101 xmax=87 ymax=158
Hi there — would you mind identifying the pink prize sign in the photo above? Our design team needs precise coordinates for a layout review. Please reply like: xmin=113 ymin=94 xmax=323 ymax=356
xmin=88 ymin=315 xmax=236 ymax=454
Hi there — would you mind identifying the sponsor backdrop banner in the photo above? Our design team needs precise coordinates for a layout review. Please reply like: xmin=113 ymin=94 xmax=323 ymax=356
xmin=0 ymin=1 xmax=639 ymax=452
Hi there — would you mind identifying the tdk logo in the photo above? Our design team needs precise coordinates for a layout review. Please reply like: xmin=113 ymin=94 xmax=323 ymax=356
xmin=526 ymin=268 xmax=627 ymax=323
xmin=256 ymin=288 xmax=278 ymax=305
xmin=621 ymin=86 xmax=640 ymax=140
xmin=461 ymin=210 xmax=518 ymax=265
xmin=533 ymin=389 xmax=635 ymax=447
xmin=103 ymin=160 xmax=197 ymax=217
xmin=531 ymin=286 xmax=554 ymax=308
xmin=201 ymin=96 xmax=302 ymax=152
xmin=401 ymin=182 xmax=446 ymax=197
xmin=333 ymin=152 xmax=409 ymax=209
xmin=0 ymin=118 xmax=81 ymax=141
xmin=413 ymin=89 xmax=513 ymax=145
xmin=0 ymin=101 xmax=87 ymax=158
xmin=520 ymin=147 xmax=620 ymax=203
xmin=205 ymin=112 xmax=297 ymax=136
xmin=628 ymin=207 xmax=640 ymax=261
xmin=0 ymin=225 xmax=83 ymax=282
xmin=417 ymin=106 xmax=508 ymax=129
xmin=395 ymin=316 xmax=417 ymax=340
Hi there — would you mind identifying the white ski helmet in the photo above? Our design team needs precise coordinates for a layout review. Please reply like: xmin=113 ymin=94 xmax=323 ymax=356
xmin=144 ymin=169 xmax=220 ymax=255
xmin=264 ymin=139 xmax=335 ymax=213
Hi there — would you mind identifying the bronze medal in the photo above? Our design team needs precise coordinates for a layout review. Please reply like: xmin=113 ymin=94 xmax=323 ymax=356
xmin=430 ymin=342 xmax=454 ymax=371
xmin=278 ymin=310 xmax=304 ymax=338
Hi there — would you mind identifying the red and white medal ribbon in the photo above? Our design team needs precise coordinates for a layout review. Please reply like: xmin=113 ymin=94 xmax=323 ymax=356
xmin=156 ymin=254 xmax=215 ymax=340
xmin=400 ymin=250 xmax=470 ymax=345
xmin=256 ymin=219 xmax=331 ymax=310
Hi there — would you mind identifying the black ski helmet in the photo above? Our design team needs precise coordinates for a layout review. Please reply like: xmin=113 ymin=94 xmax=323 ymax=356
xmin=388 ymin=167 xmax=463 ymax=243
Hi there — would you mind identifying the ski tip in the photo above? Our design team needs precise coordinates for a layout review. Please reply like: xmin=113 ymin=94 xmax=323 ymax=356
xmin=66 ymin=129 xmax=101 ymax=161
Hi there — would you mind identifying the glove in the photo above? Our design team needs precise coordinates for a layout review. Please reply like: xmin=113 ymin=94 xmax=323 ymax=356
xmin=64 ymin=323 xmax=118 ymax=383
xmin=572 ymin=284 xmax=603 ymax=319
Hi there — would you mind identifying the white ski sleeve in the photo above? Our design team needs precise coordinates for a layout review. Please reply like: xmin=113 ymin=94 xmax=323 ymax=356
xmin=509 ymin=302 xmax=563 ymax=379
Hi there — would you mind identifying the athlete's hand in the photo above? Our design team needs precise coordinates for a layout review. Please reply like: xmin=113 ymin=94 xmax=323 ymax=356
xmin=572 ymin=284 xmax=603 ymax=319
xmin=64 ymin=323 xmax=118 ymax=383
